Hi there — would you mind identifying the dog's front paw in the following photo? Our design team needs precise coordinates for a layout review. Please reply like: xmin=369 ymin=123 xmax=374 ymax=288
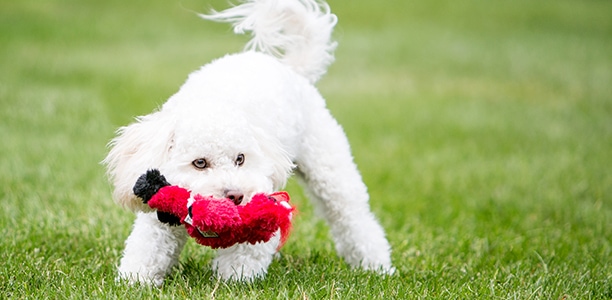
xmin=213 ymin=261 xmax=266 ymax=283
xmin=361 ymin=262 xmax=397 ymax=276
xmin=212 ymin=241 xmax=279 ymax=282
xmin=116 ymin=269 xmax=165 ymax=287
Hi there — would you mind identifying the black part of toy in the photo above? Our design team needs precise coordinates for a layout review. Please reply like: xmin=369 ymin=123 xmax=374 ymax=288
xmin=157 ymin=211 xmax=182 ymax=226
xmin=132 ymin=169 xmax=181 ymax=226
xmin=133 ymin=169 xmax=170 ymax=203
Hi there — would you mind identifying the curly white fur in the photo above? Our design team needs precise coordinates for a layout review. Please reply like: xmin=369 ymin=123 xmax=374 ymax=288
xmin=104 ymin=0 xmax=393 ymax=285
xmin=200 ymin=0 xmax=337 ymax=83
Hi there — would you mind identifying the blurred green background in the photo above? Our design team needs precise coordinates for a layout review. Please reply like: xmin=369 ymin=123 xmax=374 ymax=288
xmin=1 ymin=0 xmax=610 ymax=298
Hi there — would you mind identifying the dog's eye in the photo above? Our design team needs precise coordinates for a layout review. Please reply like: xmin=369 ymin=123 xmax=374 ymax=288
xmin=192 ymin=158 xmax=208 ymax=169
xmin=235 ymin=153 xmax=245 ymax=166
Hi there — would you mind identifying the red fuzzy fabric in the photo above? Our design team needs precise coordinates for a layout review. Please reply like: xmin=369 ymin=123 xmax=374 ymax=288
xmin=145 ymin=186 xmax=294 ymax=249
xmin=148 ymin=186 xmax=190 ymax=218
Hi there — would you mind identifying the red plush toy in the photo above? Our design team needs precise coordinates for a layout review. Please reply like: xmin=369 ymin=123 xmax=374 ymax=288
xmin=133 ymin=169 xmax=294 ymax=249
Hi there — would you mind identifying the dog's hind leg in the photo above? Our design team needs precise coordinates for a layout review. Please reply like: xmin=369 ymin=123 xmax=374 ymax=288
xmin=295 ymin=108 xmax=394 ymax=273
xmin=117 ymin=212 xmax=188 ymax=286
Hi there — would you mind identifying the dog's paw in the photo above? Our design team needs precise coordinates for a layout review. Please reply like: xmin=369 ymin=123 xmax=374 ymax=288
xmin=211 ymin=241 xmax=279 ymax=282
xmin=364 ymin=263 xmax=397 ymax=276
xmin=213 ymin=263 xmax=265 ymax=283
xmin=116 ymin=270 xmax=165 ymax=287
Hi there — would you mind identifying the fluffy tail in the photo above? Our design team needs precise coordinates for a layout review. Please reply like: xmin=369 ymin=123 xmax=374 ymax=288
xmin=200 ymin=0 xmax=337 ymax=84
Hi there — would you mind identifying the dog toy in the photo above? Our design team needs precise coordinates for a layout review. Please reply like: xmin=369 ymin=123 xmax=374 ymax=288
xmin=132 ymin=169 xmax=294 ymax=249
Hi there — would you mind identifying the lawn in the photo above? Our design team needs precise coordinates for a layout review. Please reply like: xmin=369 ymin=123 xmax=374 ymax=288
xmin=1 ymin=0 xmax=610 ymax=298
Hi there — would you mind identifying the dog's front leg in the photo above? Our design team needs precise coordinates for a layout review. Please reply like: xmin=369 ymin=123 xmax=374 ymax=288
xmin=117 ymin=212 xmax=188 ymax=286
xmin=212 ymin=233 xmax=280 ymax=281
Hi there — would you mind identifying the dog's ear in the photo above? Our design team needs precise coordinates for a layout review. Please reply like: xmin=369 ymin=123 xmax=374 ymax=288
xmin=103 ymin=111 xmax=175 ymax=212
xmin=251 ymin=128 xmax=295 ymax=190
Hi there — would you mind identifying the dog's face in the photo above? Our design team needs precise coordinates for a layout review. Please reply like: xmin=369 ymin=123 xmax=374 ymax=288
xmin=161 ymin=116 xmax=291 ymax=204
xmin=104 ymin=107 xmax=294 ymax=211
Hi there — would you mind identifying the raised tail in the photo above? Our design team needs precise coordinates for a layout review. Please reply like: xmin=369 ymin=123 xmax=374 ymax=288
xmin=200 ymin=0 xmax=337 ymax=84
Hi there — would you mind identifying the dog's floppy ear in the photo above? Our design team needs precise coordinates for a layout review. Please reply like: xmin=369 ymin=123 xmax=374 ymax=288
xmin=103 ymin=111 xmax=175 ymax=212
xmin=251 ymin=127 xmax=295 ymax=190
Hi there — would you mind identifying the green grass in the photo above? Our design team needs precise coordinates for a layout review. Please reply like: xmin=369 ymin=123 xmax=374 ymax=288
xmin=1 ymin=0 xmax=611 ymax=298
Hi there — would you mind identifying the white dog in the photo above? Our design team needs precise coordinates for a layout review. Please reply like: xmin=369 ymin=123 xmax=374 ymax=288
xmin=104 ymin=0 xmax=393 ymax=285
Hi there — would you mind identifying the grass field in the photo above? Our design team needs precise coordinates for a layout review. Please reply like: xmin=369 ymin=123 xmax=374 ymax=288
xmin=1 ymin=0 xmax=611 ymax=298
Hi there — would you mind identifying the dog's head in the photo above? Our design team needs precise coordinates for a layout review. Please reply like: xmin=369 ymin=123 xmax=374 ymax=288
xmin=103 ymin=105 xmax=294 ymax=212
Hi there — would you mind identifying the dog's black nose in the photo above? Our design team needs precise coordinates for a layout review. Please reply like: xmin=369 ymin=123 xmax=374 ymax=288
xmin=225 ymin=190 xmax=244 ymax=205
